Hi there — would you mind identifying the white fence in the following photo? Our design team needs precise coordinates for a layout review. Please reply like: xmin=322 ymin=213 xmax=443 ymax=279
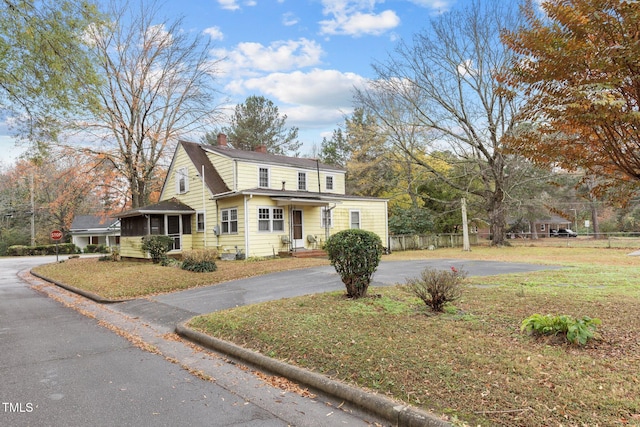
xmin=389 ymin=233 xmax=479 ymax=251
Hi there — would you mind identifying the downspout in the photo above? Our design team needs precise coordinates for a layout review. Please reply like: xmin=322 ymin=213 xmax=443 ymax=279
xmin=202 ymin=165 xmax=206 ymax=248
xmin=316 ymin=159 xmax=321 ymax=194
xmin=244 ymin=195 xmax=250 ymax=257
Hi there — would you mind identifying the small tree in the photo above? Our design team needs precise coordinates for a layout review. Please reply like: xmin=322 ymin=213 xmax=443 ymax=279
xmin=141 ymin=235 xmax=174 ymax=264
xmin=406 ymin=266 xmax=467 ymax=312
xmin=324 ymin=229 xmax=383 ymax=299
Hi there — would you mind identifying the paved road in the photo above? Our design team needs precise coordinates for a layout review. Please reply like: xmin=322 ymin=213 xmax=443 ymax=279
xmin=1 ymin=256 xmax=384 ymax=427
xmin=116 ymin=257 xmax=560 ymax=326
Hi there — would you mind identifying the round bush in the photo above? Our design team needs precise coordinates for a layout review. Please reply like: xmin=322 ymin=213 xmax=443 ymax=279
xmin=324 ymin=229 xmax=383 ymax=298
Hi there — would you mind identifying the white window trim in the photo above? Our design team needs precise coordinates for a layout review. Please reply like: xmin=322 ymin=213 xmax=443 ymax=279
xmin=297 ymin=171 xmax=307 ymax=191
xmin=221 ymin=207 xmax=238 ymax=234
xmin=258 ymin=167 xmax=270 ymax=188
xmin=325 ymin=175 xmax=334 ymax=191
xmin=176 ymin=167 xmax=189 ymax=194
xmin=257 ymin=206 xmax=285 ymax=233
xmin=350 ymin=210 xmax=361 ymax=229
xmin=196 ymin=211 xmax=205 ymax=232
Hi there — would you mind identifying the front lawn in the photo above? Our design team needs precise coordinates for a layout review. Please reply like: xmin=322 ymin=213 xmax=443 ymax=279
xmin=32 ymin=246 xmax=640 ymax=425
xmin=188 ymin=247 xmax=640 ymax=426
xmin=32 ymin=256 xmax=329 ymax=299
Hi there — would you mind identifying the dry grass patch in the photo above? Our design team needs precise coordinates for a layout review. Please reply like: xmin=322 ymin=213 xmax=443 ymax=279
xmin=188 ymin=245 xmax=640 ymax=426
xmin=33 ymin=256 xmax=328 ymax=299
xmin=189 ymin=285 xmax=640 ymax=426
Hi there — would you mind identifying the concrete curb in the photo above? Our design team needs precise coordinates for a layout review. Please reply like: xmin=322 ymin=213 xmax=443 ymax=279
xmin=30 ymin=270 xmax=130 ymax=304
xmin=176 ymin=322 xmax=450 ymax=427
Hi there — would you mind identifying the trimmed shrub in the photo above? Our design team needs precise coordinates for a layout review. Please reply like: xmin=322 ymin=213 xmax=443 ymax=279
xmin=181 ymin=249 xmax=218 ymax=272
xmin=141 ymin=235 xmax=174 ymax=264
xmin=521 ymin=314 xmax=601 ymax=346
xmin=406 ymin=266 xmax=467 ymax=312
xmin=324 ymin=229 xmax=383 ymax=298
xmin=7 ymin=243 xmax=78 ymax=256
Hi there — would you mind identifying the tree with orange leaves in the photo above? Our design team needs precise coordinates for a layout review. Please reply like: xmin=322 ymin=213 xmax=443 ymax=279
xmin=503 ymin=0 xmax=640 ymax=199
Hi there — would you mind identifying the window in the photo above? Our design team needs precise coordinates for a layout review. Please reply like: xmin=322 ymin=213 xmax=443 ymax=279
xmin=259 ymin=167 xmax=269 ymax=188
xmin=350 ymin=210 xmax=361 ymax=229
xmin=196 ymin=212 xmax=205 ymax=232
xmin=273 ymin=208 xmax=284 ymax=232
xmin=325 ymin=175 xmax=334 ymax=191
xmin=257 ymin=207 xmax=285 ymax=232
xmin=258 ymin=208 xmax=270 ymax=231
xmin=298 ymin=172 xmax=307 ymax=191
xmin=221 ymin=208 xmax=238 ymax=234
xmin=321 ymin=207 xmax=333 ymax=228
xmin=176 ymin=167 xmax=189 ymax=194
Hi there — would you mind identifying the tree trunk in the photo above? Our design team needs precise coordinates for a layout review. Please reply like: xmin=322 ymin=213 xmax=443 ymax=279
xmin=488 ymin=190 xmax=507 ymax=246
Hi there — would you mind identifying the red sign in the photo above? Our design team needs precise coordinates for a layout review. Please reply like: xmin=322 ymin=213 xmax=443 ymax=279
xmin=50 ymin=230 xmax=63 ymax=241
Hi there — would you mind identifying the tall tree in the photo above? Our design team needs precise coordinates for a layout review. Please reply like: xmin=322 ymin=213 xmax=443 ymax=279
xmin=319 ymin=128 xmax=350 ymax=167
xmin=80 ymin=0 xmax=222 ymax=208
xmin=356 ymin=0 xmax=525 ymax=245
xmin=503 ymin=0 xmax=640 ymax=199
xmin=211 ymin=95 xmax=301 ymax=155
xmin=344 ymin=108 xmax=392 ymax=197
xmin=0 ymin=0 xmax=102 ymax=142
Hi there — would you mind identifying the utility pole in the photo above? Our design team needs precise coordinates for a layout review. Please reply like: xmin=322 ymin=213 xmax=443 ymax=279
xmin=30 ymin=174 xmax=35 ymax=247
xmin=461 ymin=198 xmax=470 ymax=251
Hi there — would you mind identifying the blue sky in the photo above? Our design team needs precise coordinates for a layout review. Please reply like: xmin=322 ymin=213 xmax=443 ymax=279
xmin=0 ymin=0 xmax=461 ymax=165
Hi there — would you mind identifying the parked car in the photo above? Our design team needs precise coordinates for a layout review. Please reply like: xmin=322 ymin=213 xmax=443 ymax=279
xmin=550 ymin=228 xmax=578 ymax=237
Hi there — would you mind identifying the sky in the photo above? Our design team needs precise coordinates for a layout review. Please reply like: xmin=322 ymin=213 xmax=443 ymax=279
xmin=0 ymin=0 xmax=463 ymax=166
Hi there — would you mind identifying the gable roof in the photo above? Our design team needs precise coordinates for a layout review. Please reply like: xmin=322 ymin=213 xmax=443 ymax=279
xmin=203 ymin=144 xmax=346 ymax=173
xmin=179 ymin=141 xmax=230 ymax=194
xmin=70 ymin=215 xmax=119 ymax=231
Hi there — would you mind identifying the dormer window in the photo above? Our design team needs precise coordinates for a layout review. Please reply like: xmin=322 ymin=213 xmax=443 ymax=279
xmin=298 ymin=172 xmax=307 ymax=191
xmin=325 ymin=175 xmax=334 ymax=191
xmin=259 ymin=167 xmax=269 ymax=188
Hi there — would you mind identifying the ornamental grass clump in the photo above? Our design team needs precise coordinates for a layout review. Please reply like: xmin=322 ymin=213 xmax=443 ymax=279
xmin=324 ymin=229 xmax=383 ymax=299
xmin=406 ymin=266 xmax=467 ymax=312
xmin=181 ymin=249 xmax=218 ymax=273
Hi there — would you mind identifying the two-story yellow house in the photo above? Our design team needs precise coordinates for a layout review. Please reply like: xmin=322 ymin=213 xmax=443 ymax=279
xmin=117 ymin=134 xmax=388 ymax=259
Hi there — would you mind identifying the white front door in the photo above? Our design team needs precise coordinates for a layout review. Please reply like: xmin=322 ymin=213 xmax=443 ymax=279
xmin=292 ymin=209 xmax=304 ymax=248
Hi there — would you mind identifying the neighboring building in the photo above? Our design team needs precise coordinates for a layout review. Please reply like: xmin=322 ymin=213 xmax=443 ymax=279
xmin=533 ymin=215 xmax=573 ymax=237
xmin=116 ymin=135 xmax=389 ymax=259
xmin=69 ymin=215 xmax=121 ymax=251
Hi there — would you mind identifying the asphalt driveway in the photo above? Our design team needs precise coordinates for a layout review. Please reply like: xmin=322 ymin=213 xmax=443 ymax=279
xmin=113 ymin=258 xmax=561 ymax=328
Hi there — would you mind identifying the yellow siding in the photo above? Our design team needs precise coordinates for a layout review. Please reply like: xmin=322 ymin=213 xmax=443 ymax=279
xmin=244 ymin=196 xmax=291 ymax=257
xmin=329 ymin=200 xmax=389 ymax=247
xmin=211 ymin=196 xmax=246 ymax=255
xmin=232 ymin=161 xmax=346 ymax=195
xmin=120 ymin=236 xmax=149 ymax=259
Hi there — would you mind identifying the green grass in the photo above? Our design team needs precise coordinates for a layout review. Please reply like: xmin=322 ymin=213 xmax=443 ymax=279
xmin=33 ymin=245 xmax=640 ymax=426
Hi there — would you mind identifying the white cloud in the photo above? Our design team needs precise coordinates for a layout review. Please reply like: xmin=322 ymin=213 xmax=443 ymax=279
xmin=319 ymin=7 xmax=399 ymax=36
xmin=212 ymin=38 xmax=324 ymax=76
xmin=406 ymin=0 xmax=453 ymax=11
xmin=203 ymin=26 xmax=224 ymax=40
xmin=216 ymin=0 xmax=257 ymax=11
xmin=226 ymin=68 xmax=367 ymax=128
xmin=282 ymin=12 xmax=299 ymax=26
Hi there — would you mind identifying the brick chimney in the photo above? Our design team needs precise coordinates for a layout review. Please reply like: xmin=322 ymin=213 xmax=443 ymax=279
xmin=216 ymin=133 xmax=227 ymax=147
xmin=254 ymin=144 xmax=267 ymax=153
